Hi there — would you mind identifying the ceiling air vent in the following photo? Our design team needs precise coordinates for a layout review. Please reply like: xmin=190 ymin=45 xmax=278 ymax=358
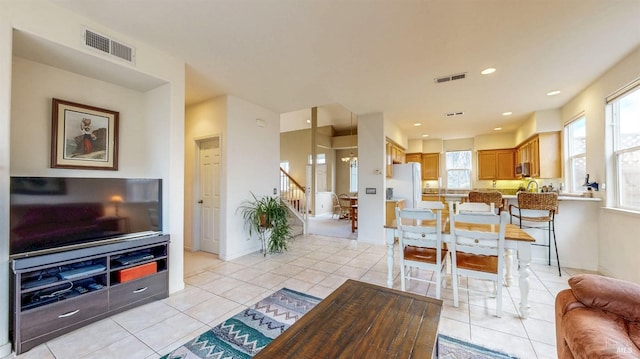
xmin=434 ymin=72 xmax=467 ymax=84
xmin=84 ymin=29 xmax=135 ymax=64
xmin=445 ymin=111 xmax=464 ymax=117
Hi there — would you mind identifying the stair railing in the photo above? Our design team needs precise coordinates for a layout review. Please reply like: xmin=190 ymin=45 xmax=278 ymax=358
xmin=280 ymin=167 xmax=308 ymax=233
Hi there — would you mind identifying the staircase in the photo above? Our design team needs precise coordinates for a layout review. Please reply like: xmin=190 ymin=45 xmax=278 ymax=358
xmin=280 ymin=167 xmax=308 ymax=237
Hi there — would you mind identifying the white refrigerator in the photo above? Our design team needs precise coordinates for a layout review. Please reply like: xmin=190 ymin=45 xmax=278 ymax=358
xmin=387 ymin=162 xmax=422 ymax=208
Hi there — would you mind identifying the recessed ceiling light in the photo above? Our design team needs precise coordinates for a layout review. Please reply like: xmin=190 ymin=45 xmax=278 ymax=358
xmin=481 ymin=67 xmax=496 ymax=75
xmin=494 ymin=127 xmax=502 ymax=131
xmin=502 ymin=112 xmax=512 ymax=116
xmin=306 ymin=119 xmax=311 ymax=123
xmin=413 ymin=122 xmax=422 ymax=127
xmin=547 ymin=90 xmax=561 ymax=96
xmin=422 ymin=134 xmax=429 ymax=137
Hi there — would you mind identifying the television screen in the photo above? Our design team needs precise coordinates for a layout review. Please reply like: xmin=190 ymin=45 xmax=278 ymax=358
xmin=10 ymin=177 xmax=162 ymax=257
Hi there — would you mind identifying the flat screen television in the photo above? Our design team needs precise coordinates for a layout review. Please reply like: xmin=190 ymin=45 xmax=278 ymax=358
xmin=10 ymin=177 xmax=162 ymax=258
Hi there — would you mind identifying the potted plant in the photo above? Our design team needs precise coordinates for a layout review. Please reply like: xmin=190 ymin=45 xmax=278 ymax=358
xmin=237 ymin=192 xmax=293 ymax=255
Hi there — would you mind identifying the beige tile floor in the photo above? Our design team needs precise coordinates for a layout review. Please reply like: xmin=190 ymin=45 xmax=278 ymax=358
xmin=12 ymin=234 xmax=591 ymax=359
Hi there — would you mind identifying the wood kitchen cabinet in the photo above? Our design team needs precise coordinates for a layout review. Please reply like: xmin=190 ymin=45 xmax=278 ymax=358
xmin=405 ymin=153 xmax=422 ymax=163
xmin=385 ymin=139 xmax=406 ymax=177
xmin=421 ymin=153 xmax=440 ymax=180
xmin=386 ymin=141 xmax=393 ymax=178
xmin=517 ymin=132 xmax=560 ymax=178
xmin=385 ymin=199 xmax=405 ymax=226
xmin=478 ymin=149 xmax=515 ymax=180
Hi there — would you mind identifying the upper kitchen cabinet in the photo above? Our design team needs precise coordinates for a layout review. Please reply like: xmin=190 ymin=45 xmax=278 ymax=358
xmin=517 ymin=132 xmax=560 ymax=178
xmin=405 ymin=153 xmax=422 ymax=163
xmin=478 ymin=149 xmax=515 ymax=180
xmin=421 ymin=153 xmax=440 ymax=180
xmin=385 ymin=139 xmax=406 ymax=177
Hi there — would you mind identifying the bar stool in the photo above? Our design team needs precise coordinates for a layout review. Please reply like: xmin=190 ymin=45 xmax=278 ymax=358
xmin=468 ymin=191 xmax=504 ymax=214
xmin=509 ymin=192 xmax=560 ymax=276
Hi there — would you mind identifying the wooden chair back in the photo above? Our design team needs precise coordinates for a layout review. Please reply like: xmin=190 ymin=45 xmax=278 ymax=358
xmin=468 ymin=191 xmax=503 ymax=213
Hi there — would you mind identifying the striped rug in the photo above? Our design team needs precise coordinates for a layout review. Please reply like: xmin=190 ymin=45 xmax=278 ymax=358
xmin=160 ymin=288 xmax=320 ymax=359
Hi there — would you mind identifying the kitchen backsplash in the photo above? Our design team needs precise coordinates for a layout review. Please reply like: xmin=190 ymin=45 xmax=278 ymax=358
xmin=422 ymin=178 xmax=563 ymax=195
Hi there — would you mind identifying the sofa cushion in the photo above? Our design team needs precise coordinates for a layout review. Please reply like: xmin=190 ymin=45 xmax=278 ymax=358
xmin=563 ymin=307 xmax=640 ymax=358
xmin=569 ymin=274 xmax=640 ymax=322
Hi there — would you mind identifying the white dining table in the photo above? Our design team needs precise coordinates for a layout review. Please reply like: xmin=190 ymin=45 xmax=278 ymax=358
xmin=384 ymin=218 xmax=536 ymax=318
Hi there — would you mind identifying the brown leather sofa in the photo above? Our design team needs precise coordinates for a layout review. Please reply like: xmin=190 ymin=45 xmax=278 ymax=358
xmin=555 ymin=274 xmax=640 ymax=358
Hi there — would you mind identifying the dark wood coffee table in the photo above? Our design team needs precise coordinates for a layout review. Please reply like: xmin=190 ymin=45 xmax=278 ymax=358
xmin=254 ymin=279 xmax=442 ymax=358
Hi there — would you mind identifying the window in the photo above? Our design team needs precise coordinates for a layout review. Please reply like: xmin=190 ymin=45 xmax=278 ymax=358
xmin=307 ymin=153 xmax=326 ymax=165
xmin=564 ymin=116 xmax=586 ymax=193
xmin=609 ymin=84 xmax=640 ymax=210
xmin=445 ymin=150 xmax=471 ymax=189
xmin=349 ymin=161 xmax=358 ymax=193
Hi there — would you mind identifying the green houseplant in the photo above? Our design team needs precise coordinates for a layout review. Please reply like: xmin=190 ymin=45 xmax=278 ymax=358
xmin=237 ymin=192 xmax=292 ymax=255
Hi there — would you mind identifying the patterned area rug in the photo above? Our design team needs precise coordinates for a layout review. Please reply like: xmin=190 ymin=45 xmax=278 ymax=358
xmin=161 ymin=287 xmax=518 ymax=359
xmin=438 ymin=334 xmax=519 ymax=359
xmin=160 ymin=288 xmax=321 ymax=359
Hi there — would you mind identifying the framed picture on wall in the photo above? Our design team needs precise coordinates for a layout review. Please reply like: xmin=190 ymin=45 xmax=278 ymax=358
xmin=50 ymin=98 xmax=119 ymax=170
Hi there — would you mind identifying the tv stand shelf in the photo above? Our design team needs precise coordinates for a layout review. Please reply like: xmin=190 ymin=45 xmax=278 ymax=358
xmin=11 ymin=234 xmax=170 ymax=354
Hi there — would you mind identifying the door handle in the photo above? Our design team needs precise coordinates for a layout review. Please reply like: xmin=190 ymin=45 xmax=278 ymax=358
xmin=197 ymin=200 xmax=203 ymax=204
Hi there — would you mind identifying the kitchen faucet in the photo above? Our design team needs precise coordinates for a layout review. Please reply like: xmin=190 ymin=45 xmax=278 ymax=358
xmin=526 ymin=180 xmax=539 ymax=192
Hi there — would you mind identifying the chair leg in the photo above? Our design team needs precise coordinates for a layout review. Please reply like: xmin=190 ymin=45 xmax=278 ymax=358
xmin=435 ymin=269 xmax=441 ymax=299
xmin=451 ymin=256 xmax=459 ymax=308
xmin=547 ymin=222 xmax=552 ymax=266
xmin=496 ymin=278 xmax=503 ymax=317
xmin=400 ymin=264 xmax=406 ymax=291
xmin=552 ymin=220 xmax=561 ymax=276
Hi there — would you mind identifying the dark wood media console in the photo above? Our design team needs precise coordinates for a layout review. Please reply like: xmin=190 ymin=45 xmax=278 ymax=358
xmin=10 ymin=234 xmax=170 ymax=354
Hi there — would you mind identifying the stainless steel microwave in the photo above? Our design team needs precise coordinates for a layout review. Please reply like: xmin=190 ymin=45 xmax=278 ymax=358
xmin=515 ymin=162 xmax=530 ymax=177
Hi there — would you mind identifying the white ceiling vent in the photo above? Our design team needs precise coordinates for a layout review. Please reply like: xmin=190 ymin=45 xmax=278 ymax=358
xmin=434 ymin=72 xmax=467 ymax=84
xmin=84 ymin=29 xmax=135 ymax=64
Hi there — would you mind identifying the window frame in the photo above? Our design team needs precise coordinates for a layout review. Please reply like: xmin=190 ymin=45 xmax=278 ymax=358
xmin=445 ymin=150 xmax=472 ymax=189
xmin=563 ymin=115 xmax=586 ymax=194
xmin=349 ymin=160 xmax=358 ymax=193
xmin=608 ymin=81 xmax=640 ymax=211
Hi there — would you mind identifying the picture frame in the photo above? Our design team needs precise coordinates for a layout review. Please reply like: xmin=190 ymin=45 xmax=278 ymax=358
xmin=51 ymin=98 xmax=119 ymax=170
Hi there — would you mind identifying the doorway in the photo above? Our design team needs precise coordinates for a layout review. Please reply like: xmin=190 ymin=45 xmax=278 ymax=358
xmin=195 ymin=137 xmax=221 ymax=254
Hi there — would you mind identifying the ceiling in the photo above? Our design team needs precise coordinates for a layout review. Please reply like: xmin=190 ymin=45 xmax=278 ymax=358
xmin=50 ymin=0 xmax=640 ymax=139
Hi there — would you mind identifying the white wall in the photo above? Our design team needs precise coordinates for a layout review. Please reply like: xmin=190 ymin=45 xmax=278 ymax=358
xmin=474 ymin=133 xmax=517 ymax=150
xmin=0 ymin=3 xmax=12 ymax=356
xmin=1 ymin=2 xmax=185 ymax=355
xmin=384 ymin=117 xmax=407 ymax=149
xmin=10 ymin=58 xmax=153 ymax=174
xmin=358 ymin=113 xmax=386 ymax=244
xmin=184 ymin=95 xmax=280 ymax=260
xmin=224 ymin=96 xmax=280 ymax=260
xmin=561 ymin=45 xmax=640 ymax=283
xmin=184 ymin=96 xmax=226 ymax=251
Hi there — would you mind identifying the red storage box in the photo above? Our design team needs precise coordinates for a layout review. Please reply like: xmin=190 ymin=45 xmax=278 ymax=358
xmin=117 ymin=262 xmax=157 ymax=283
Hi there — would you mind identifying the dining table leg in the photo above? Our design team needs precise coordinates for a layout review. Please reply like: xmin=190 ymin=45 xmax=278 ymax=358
xmin=504 ymin=249 xmax=515 ymax=286
xmin=385 ymin=228 xmax=395 ymax=288
xmin=517 ymin=241 xmax=532 ymax=319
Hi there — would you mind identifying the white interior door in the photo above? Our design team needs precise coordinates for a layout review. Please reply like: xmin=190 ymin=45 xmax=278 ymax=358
xmin=198 ymin=138 xmax=221 ymax=254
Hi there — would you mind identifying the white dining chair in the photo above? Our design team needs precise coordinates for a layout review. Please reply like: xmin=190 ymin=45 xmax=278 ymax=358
xmin=449 ymin=209 xmax=508 ymax=317
xmin=417 ymin=200 xmax=444 ymax=211
xmin=455 ymin=201 xmax=494 ymax=214
xmin=395 ymin=206 xmax=448 ymax=299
